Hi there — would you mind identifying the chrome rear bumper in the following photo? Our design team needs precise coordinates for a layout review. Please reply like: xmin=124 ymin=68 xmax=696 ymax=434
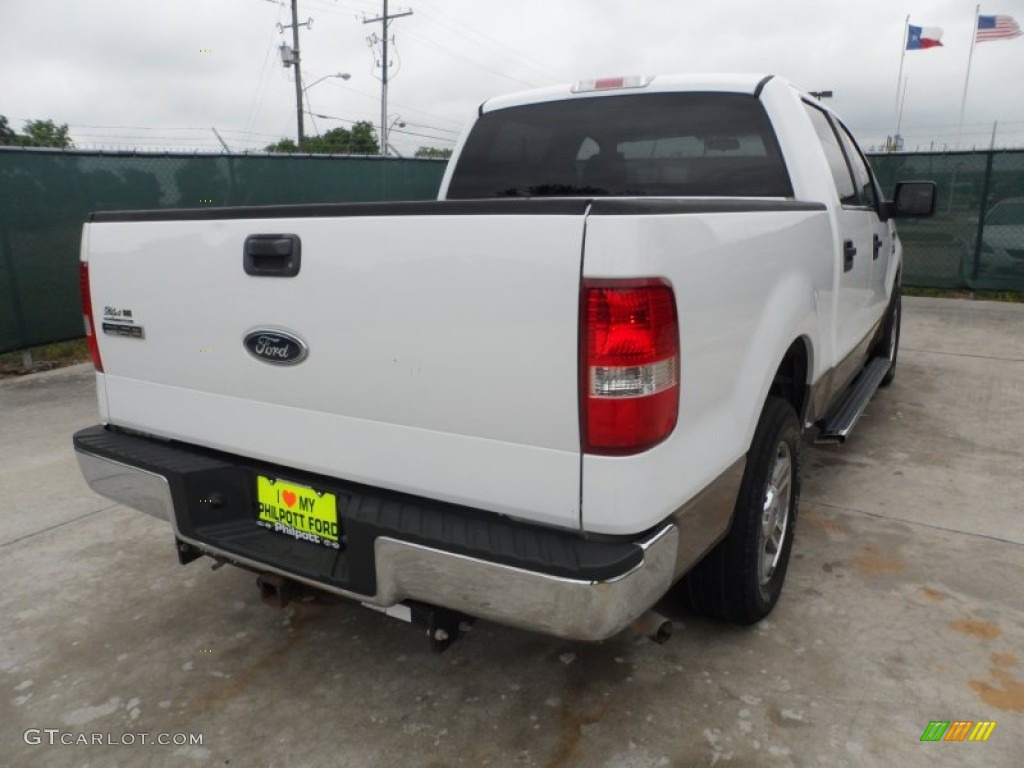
xmin=76 ymin=449 xmax=678 ymax=641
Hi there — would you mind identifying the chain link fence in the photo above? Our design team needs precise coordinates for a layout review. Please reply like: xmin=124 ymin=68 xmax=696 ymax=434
xmin=0 ymin=148 xmax=446 ymax=354
xmin=2 ymin=147 xmax=1022 ymax=355
xmin=868 ymin=150 xmax=1024 ymax=291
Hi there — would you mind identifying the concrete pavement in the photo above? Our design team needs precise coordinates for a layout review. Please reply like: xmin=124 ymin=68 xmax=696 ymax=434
xmin=1 ymin=297 xmax=1022 ymax=767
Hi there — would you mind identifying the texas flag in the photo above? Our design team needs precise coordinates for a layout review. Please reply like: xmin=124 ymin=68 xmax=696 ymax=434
xmin=906 ymin=25 xmax=944 ymax=49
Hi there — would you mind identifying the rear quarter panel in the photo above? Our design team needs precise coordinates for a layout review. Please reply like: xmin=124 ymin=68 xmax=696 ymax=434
xmin=581 ymin=206 xmax=833 ymax=534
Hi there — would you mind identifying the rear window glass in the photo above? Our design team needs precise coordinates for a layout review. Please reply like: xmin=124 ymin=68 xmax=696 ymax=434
xmin=447 ymin=92 xmax=793 ymax=199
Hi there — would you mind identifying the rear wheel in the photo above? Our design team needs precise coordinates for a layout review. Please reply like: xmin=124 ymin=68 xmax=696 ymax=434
xmin=878 ymin=285 xmax=901 ymax=388
xmin=680 ymin=396 xmax=801 ymax=624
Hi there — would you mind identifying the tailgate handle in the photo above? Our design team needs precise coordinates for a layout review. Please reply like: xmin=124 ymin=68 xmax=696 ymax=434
xmin=244 ymin=235 xmax=301 ymax=277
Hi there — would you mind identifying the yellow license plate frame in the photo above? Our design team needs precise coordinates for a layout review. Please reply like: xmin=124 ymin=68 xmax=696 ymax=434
xmin=256 ymin=475 xmax=340 ymax=550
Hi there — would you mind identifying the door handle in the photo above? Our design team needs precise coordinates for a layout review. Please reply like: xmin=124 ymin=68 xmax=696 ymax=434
xmin=872 ymin=234 xmax=882 ymax=261
xmin=843 ymin=240 xmax=857 ymax=272
xmin=244 ymin=234 xmax=301 ymax=277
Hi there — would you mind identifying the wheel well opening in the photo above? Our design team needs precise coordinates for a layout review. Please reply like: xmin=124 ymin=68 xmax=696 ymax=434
xmin=769 ymin=340 xmax=809 ymax=421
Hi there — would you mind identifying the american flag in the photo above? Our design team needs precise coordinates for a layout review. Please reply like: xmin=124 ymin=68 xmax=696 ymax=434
xmin=976 ymin=14 xmax=1022 ymax=42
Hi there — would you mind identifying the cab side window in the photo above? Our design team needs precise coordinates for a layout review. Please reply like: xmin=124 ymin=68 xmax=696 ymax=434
xmin=803 ymin=103 xmax=857 ymax=206
xmin=835 ymin=122 xmax=878 ymax=209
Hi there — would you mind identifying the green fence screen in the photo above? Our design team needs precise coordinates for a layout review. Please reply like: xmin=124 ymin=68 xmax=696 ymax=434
xmin=2 ymin=147 xmax=1023 ymax=354
xmin=868 ymin=150 xmax=1024 ymax=292
xmin=0 ymin=148 xmax=447 ymax=354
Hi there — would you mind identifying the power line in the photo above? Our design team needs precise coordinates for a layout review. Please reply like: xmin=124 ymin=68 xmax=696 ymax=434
xmin=307 ymin=111 xmax=360 ymax=124
xmin=400 ymin=120 xmax=459 ymax=136
xmin=318 ymin=77 xmax=465 ymax=129
xmin=306 ymin=110 xmax=456 ymax=148
xmin=303 ymin=0 xmax=375 ymax=18
xmin=400 ymin=28 xmax=537 ymax=89
xmin=414 ymin=5 xmax=570 ymax=84
xmin=306 ymin=110 xmax=455 ymax=141
xmin=66 ymin=125 xmax=284 ymax=140
xmin=244 ymin=3 xmax=285 ymax=140
xmin=389 ymin=127 xmax=455 ymax=144
xmin=416 ymin=0 xmax=563 ymax=74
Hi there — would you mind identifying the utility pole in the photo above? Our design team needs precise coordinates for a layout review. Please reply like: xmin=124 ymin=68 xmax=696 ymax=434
xmin=364 ymin=1 xmax=412 ymax=156
xmin=277 ymin=2 xmax=312 ymax=146
xmin=290 ymin=0 xmax=305 ymax=148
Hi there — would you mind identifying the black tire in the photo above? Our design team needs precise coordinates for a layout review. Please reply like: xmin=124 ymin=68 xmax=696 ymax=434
xmin=679 ymin=396 xmax=801 ymax=624
xmin=878 ymin=284 xmax=901 ymax=388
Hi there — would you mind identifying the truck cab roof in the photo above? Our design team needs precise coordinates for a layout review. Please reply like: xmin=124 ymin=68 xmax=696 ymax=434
xmin=481 ymin=73 xmax=781 ymax=113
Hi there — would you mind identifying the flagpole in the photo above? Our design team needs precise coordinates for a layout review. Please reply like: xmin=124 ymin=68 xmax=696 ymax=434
xmin=892 ymin=15 xmax=910 ymax=151
xmin=895 ymin=76 xmax=909 ymax=150
xmin=956 ymin=4 xmax=981 ymax=149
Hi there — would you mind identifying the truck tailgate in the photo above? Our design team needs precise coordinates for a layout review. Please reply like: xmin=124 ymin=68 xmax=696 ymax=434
xmin=85 ymin=202 xmax=587 ymax=529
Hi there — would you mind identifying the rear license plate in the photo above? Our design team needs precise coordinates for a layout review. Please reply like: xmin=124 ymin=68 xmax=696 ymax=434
xmin=256 ymin=475 xmax=341 ymax=550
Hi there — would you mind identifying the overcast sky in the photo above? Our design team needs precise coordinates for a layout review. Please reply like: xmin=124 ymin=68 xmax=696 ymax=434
xmin=2 ymin=0 xmax=1023 ymax=156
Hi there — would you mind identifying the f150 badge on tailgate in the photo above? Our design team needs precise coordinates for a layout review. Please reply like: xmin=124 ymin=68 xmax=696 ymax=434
xmin=243 ymin=329 xmax=308 ymax=365
xmin=102 ymin=306 xmax=145 ymax=339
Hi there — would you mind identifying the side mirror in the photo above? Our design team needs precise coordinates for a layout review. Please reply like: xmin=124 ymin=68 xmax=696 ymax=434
xmin=890 ymin=181 xmax=937 ymax=218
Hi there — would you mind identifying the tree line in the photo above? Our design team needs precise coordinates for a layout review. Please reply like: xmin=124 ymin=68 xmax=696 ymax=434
xmin=0 ymin=116 xmax=73 ymax=148
xmin=1 ymin=114 xmax=450 ymax=157
xmin=264 ymin=120 xmax=450 ymax=158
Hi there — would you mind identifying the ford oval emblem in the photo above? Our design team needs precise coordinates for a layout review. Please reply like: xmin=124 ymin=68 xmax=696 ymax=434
xmin=243 ymin=329 xmax=309 ymax=366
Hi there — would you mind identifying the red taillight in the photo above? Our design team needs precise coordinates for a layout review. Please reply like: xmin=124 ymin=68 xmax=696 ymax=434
xmin=79 ymin=262 xmax=103 ymax=372
xmin=582 ymin=278 xmax=679 ymax=455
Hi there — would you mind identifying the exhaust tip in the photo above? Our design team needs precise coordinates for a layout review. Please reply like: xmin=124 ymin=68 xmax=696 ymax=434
xmin=630 ymin=610 xmax=673 ymax=644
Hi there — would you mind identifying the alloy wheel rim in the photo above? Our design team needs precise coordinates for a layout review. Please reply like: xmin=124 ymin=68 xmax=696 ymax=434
xmin=759 ymin=441 xmax=792 ymax=588
xmin=888 ymin=303 xmax=899 ymax=362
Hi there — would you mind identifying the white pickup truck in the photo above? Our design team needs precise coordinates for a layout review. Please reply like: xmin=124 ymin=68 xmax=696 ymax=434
xmin=73 ymin=74 xmax=934 ymax=647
